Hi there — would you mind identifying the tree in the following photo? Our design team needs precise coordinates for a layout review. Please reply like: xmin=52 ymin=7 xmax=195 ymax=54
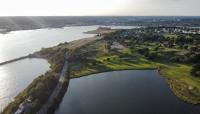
xmin=189 ymin=53 xmax=200 ymax=63
xmin=31 ymin=99 xmax=41 ymax=111
xmin=136 ymin=48 xmax=149 ymax=57
xmin=183 ymin=45 xmax=189 ymax=49
xmin=107 ymin=58 xmax=110 ymax=61
xmin=190 ymin=46 xmax=198 ymax=52
xmin=153 ymin=46 xmax=159 ymax=51
xmin=92 ymin=61 xmax=97 ymax=66
xmin=191 ymin=64 xmax=200 ymax=77
xmin=147 ymin=52 xmax=158 ymax=60
xmin=170 ymin=56 xmax=180 ymax=62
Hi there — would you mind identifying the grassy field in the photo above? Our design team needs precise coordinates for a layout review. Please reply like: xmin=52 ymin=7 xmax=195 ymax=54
xmin=70 ymin=39 xmax=200 ymax=104
xmin=71 ymin=40 xmax=155 ymax=77
xmin=158 ymin=63 xmax=200 ymax=104
xmin=71 ymin=55 xmax=156 ymax=77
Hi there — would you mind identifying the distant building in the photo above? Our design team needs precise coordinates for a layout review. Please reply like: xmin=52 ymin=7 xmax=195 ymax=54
xmin=111 ymin=42 xmax=124 ymax=50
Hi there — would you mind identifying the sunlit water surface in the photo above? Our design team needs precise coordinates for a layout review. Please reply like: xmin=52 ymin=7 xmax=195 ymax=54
xmin=0 ymin=58 xmax=50 ymax=111
xmin=0 ymin=26 xmax=136 ymax=63
xmin=0 ymin=26 xmax=137 ymax=111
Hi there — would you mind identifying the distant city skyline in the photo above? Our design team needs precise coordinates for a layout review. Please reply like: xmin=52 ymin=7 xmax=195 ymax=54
xmin=0 ymin=0 xmax=199 ymax=16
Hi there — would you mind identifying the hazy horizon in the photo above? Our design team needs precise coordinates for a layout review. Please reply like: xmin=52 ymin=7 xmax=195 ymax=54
xmin=0 ymin=0 xmax=199 ymax=16
xmin=0 ymin=15 xmax=197 ymax=17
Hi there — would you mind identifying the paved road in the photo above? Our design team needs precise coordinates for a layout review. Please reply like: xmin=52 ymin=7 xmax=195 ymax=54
xmin=36 ymin=36 xmax=102 ymax=114
xmin=14 ymin=36 xmax=103 ymax=114
xmin=36 ymin=52 xmax=69 ymax=114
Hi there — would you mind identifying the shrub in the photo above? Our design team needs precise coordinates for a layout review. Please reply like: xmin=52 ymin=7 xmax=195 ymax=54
xmin=147 ymin=52 xmax=158 ymax=60
xmin=189 ymin=53 xmax=200 ymax=63
xmin=191 ymin=64 xmax=200 ymax=77
xmin=170 ymin=56 xmax=180 ymax=62
xmin=136 ymin=48 xmax=149 ymax=56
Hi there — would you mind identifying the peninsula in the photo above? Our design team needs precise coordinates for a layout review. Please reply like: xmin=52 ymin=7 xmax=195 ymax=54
xmin=2 ymin=26 xmax=200 ymax=114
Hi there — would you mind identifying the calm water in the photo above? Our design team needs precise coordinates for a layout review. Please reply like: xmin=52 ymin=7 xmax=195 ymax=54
xmin=55 ymin=70 xmax=200 ymax=114
xmin=0 ymin=58 xmax=50 ymax=111
xmin=0 ymin=26 xmax=137 ymax=63
xmin=0 ymin=26 xmax=137 ymax=111
xmin=0 ymin=26 xmax=95 ymax=63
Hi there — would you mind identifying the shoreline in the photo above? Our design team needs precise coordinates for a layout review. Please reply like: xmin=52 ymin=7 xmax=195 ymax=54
xmin=0 ymin=25 xmax=140 ymax=34
xmin=2 ymin=26 xmax=200 ymax=114
xmin=1 ymin=35 xmax=101 ymax=114
xmin=0 ymin=35 xmax=99 ymax=66
xmin=70 ymin=68 xmax=157 ymax=79
xmin=68 ymin=32 xmax=200 ymax=105
xmin=0 ymin=25 xmax=103 ymax=34
xmin=0 ymin=25 xmax=82 ymax=34
xmin=70 ymin=65 xmax=200 ymax=105
xmin=0 ymin=56 xmax=30 ymax=66
xmin=0 ymin=54 xmax=41 ymax=66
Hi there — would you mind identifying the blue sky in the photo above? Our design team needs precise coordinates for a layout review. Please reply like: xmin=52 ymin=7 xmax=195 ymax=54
xmin=0 ymin=0 xmax=199 ymax=16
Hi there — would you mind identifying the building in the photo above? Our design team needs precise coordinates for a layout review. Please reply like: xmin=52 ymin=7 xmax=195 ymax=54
xmin=111 ymin=42 xmax=124 ymax=50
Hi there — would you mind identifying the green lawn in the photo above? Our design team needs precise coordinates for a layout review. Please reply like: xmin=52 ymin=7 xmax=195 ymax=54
xmin=71 ymin=56 xmax=156 ymax=76
xmin=163 ymin=33 xmax=178 ymax=38
xmin=70 ymin=39 xmax=200 ymax=104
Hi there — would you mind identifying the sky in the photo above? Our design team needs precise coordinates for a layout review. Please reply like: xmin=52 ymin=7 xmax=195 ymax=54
xmin=0 ymin=0 xmax=199 ymax=16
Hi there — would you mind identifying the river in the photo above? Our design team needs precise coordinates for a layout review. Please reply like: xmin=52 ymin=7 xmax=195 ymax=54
xmin=0 ymin=25 xmax=136 ymax=63
xmin=55 ymin=70 xmax=200 ymax=114
xmin=0 ymin=58 xmax=50 ymax=111
xmin=0 ymin=25 xmax=137 ymax=111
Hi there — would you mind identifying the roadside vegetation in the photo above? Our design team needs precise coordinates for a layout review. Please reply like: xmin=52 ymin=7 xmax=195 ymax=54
xmin=2 ymin=37 xmax=98 ymax=114
xmin=2 ymin=27 xmax=200 ymax=114
xmin=2 ymin=45 xmax=67 ymax=114
xmin=70 ymin=28 xmax=200 ymax=104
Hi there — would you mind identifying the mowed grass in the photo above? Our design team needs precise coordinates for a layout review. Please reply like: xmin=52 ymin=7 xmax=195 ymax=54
xmin=71 ymin=41 xmax=156 ymax=77
xmin=158 ymin=63 xmax=200 ymax=103
xmin=71 ymin=56 xmax=156 ymax=77
xmin=163 ymin=33 xmax=178 ymax=38
xmin=70 ymin=39 xmax=200 ymax=104
xmin=160 ymin=63 xmax=200 ymax=90
xmin=71 ymin=56 xmax=200 ymax=103
xmin=97 ymin=56 xmax=155 ymax=69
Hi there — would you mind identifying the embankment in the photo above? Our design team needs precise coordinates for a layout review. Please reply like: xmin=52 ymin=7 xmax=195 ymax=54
xmin=0 ymin=54 xmax=41 ymax=66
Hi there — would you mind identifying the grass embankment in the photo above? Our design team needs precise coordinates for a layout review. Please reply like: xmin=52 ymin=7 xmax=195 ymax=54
xmin=159 ymin=64 xmax=200 ymax=104
xmin=71 ymin=56 xmax=156 ymax=77
xmin=1 ymin=44 xmax=67 ymax=114
xmin=70 ymin=39 xmax=200 ymax=104
xmin=1 ymin=36 xmax=100 ymax=114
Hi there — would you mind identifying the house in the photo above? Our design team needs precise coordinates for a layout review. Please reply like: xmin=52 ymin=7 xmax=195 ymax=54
xmin=110 ymin=42 xmax=124 ymax=50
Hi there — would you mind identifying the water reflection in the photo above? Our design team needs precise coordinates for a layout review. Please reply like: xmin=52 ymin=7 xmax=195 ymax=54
xmin=0 ymin=26 xmax=138 ymax=63
xmin=55 ymin=70 xmax=200 ymax=114
xmin=0 ymin=58 xmax=50 ymax=111
xmin=0 ymin=26 xmax=96 ymax=63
